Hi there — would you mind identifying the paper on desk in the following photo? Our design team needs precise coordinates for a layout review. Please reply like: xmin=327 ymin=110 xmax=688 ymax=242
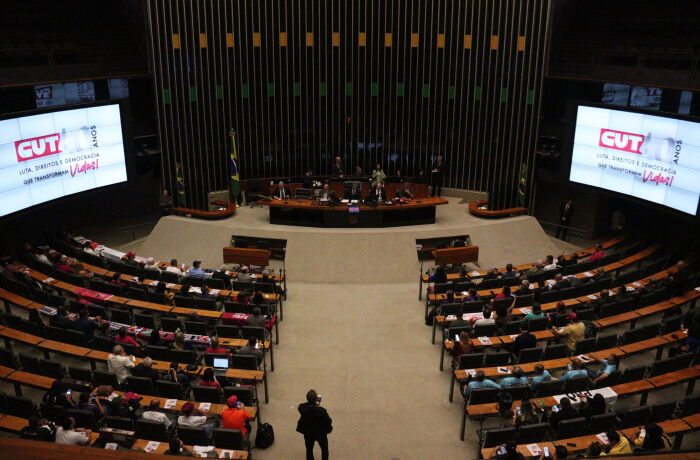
xmin=471 ymin=271 xmax=480 ymax=276
xmin=107 ymin=392 xmax=119 ymax=401
xmin=461 ymin=291 xmax=469 ymax=296
xmin=578 ymin=354 xmax=591 ymax=362
xmin=166 ymin=283 xmax=176 ymax=289
xmin=596 ymin=432 xmax=609 ymax=444
xmin=105 ymin=443 xmax=118 ymax=450
xmin=341 ymin=199 xmax=349 ymax=203
xmin=626 ymin=286 xmax=636 ymax=292
xmin=42 ymin=277 xmax=54 ymax=284
xmin=529 ymin=284 xmax=536 ymax=290
xmin=149 ymin=280 xmax=159 ymax=286
xmin=695 ymin=287 xmax=700 ymax=292
xmin=526 ymin=444 xmax=541 ymax=456
xmin=634 ymin=282 xmax=643 ymax=287
xmin=164 ymin=399 xmax=177 ymax=409
xmin=588 ymin=294 xmax=599 ymax=300
xmin=478 ymin=337 xmax=492 ymax=345
xmin=583 ymin=271 xmax=595 ymax=277
xmin=189 ymin=286 xmax=202 ymax=294
xmin=446 ymin=315 xmax=457 ymax=321
xmin=194 ymin=446 xmax=216 ymax=456
xmin=520 ymin=308 xmax=531 ymax=314
xmin=497 ymin=367 xmax=510 ymax=374
xmin=466 ymin=369 xmax=477 ymax=377
xmin=144 ymin=441 xmax=160 ymax=453
xmin=250 ymin=274 xmax=257 ymax=279
xmin=199 ymin=402 xmax=211 ymax=412
xmin=210 ymin=289 xmax=220 ymax=296
xmin=509 ymin=335 xmax=518 ymax=340
xmin=556 ymin=327 xmax=566 ymax=333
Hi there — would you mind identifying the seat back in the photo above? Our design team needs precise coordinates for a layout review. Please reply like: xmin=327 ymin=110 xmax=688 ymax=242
xmin=619 ymin=406 xmax=651 ymax=429
xmin=186 ymin=275 xmax=206 ymax=288
xmin=641 ymin=323 xmax=660 ymax=340
xmin=620 ymin=365 xmax=647 ymax=384
xmin=128 ymin=288 xmax=147 ymax=301
xmin=483 ymin=351 xmax=510 ymax=366
xmin=620 ymin=327 xmax=644 ymax=346
xmin=110 ymin=309 xmax=132 ymax=325
xmin=679 ymin=393 xmax=700 ymax=417
xmin=554 ymin=417 xmax=587 ymax=440
xmin=542 ymin=344 xmax=568 ymax=360
xmin=206 ymin=277 xmax=226 ymax=290
xmin=558 ymin=287 xmax=578 ymax=301
xmin=231 ymin=354 xmax=259 ymax=371
xmin=0 ymin=348 xmax=18 ymax=369
xmin=575 ymin=308 xmax=595 ymax=321
xmin=145 ymin=345 xmax=172 ymax=362
xmin=43 ymin=324 xmax=65 ymax=341
xmin=514 ymin=295 xmax=533 ymax=307
xmin=473 ymin=324 xmax=497 ymax=337
xmin=69 ymin=366 xmax=93 ymax=382
xmin=137 ymin=419 xmax=170 ymax=442
xmin=479 ymin=278 xmax=502 ymax=290
xmin=503 ymin=385 xmax=530 ymax=402
xmin=539 ymin=290 xmax=558 ymax=304
xmin=462 ymin=300 xmax=484 ymax=313
xmin=215 ymin=325 xmax=240 ymax=339
xmin=40 ymin=402 xmax=66 ymax=423
xmin=38 ymin=358 xmax=64 ymax=379
xmin=604 ymin=370 xmax=621 ymax=387
xmin=554 ymin=314 xmax=569 ymax=328
xmin=572 ymin=338 xmax=596 ymax=355
xmin=193 ymin=386 xmax=223 ymax=404
xmin=616 ymin=297 xmax=635 ymax=313
xmin=231 ymin=281 xmax=254 ymax=292
xmin=161 ymin=317 xmax=183 ymax=333
xmin=213 ymin=428 xmax=246 ymax=450
xmin=126 ymin=376 xmax=156 ymax=396
xmin=134 ymin=313 xmax=156 ymax=329
xmin=185 ymin=321 xmax=208 ymax=336
xmin=503 ymin=320 xmax=525 ymax=335
xmin=171 ymin=349 xmax=198 ymax=365
xmin=492 ymin=298 xmax=512 ymax=311
xmin=467 ymin=388 xmax=500 ymax=405
xmin=502 ymin=276 xmax=521 ymax=287
xmin=517 ymin=422 xmax=548 ymax=444
xmin=87 ymin=304 xmax=108 ymax=319
xmin=533 ymin=380 xmax=563 ymax=398
xmin=254 ymin=282 xmax=275 ymax=294
xmin=456 ymin=353 xmax=484 ymax=369
xmin=598 ymin=302 xmax=619 ymax=319
xmin=67 ymin=408 xmax=98 ymax=430
xmin=586 ymin=413 xmax=617 ymax=435
xmin=562 ymin=375 xmax=589 ymax=392
xmin=516 ymin=347 xmax=542 ymax=364
xmin=174 ymin=295 xmax=194 ymax=308
xmin=649 ymin=401 xmax=678 ymax=423
xmin=527 ymin=317 xmax=549 ymax=332
xmin=195 ymin=297 xmax=217 ymax=311
xmin=5 ymin=395 xmax=38 ymax=418
xmin=241 ymin=326 xmax=266 ymax=342
xmin=483 ymin=427 xmax=517 ymax=448
xmin=223 ymin=301 xmax=247 ymax=313
xmin=103 ymin=416 xmax=136 ymax=431
xmin=673 ymin=352 xmax=695 ymax=371
xmin=161 ymin=271 xmax=182 ymax=283
xmin=18 ymin=352 xmax=41 ymax=374
xmin=156 ymin=380 xmax=186 ymax=400
xmin=596 ymin=333 xmax=618 ymax=351
xmin=147 ymin=292 xmax=167 ymax=304
xmin=64 ymin=329 xmax=88 ymax=346
xmin=177 ymin=426 xmax=210 ymax=446
xmin=433 ymin=283 xmax=450 ymax=295
xmin=92 ymin=335 xmax=115 ymax=352
xmin=648 ymin=358 xmax=674 ymax=378
xmin=661 ymin=315 xmax=683 ymax=336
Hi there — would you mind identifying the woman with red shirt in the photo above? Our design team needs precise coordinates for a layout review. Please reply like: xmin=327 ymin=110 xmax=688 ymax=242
xmin=205 ymin=337 xmax=229 ymax=356
xmin=115 ymin=326 xmax=141 ymax=352
xmin=490 ymin=285 xmax=511 ymax=307
xmin=199 ymin=368 xmax=224 ymax=395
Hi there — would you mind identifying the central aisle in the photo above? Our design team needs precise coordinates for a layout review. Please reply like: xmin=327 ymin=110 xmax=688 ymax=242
xmin=255 ymin=281 xmax=470 ymax=459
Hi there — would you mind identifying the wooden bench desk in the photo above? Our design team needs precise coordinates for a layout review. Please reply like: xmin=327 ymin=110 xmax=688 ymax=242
xmin=619 ymin=336 xmax=669 ymax=361
xmin=454 ymin=357 xmax=581 ymax=381
xmin=4 ymin=370 xmax=55 ymax=396
xmin=588 ymin=347 xmax=626 ymax=362
xmin=0 ymin=413 xmax=29 ymax=434
xmin=170 ymin=306 xmax=224 ymax=319
xmin=200 ymin=366 xmax=268 ymax=404
xmin=0 ymin=327 xmax=44 ymax=352
xmin=0 ymin=365 xmax=16 ymax=379
xmin=37 ymin=340 xmax=91 ymax=361
xmin=670 ymin=289 xmax=700 ymax=308
xmin=131 ymin=439 xmax=248 ymax=458
xmin=648 ymin=367 xmax=700 ymax=394
xmin=594 ymin=311 xmax=641 ymax=329
xmin=125 ymin=299 xmax=173 ymax=313
xmin=0 ymin=289 xmax=35 ymax=313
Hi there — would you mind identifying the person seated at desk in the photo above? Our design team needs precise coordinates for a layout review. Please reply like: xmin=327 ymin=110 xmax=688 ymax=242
xmin=344 ymin=182 xmax=363 ymax=201
xmin=464 ymin=287 xmax=481 ymax=302
xmin=393 ymin=170 xmax=404 ymax=183
xmin=212 ymin=264 xmax=232 ymax=290
xmin=110 ymin=272 xmax=128 ymax=291
xmin=178 ymin=402 xmax=219 ymax=437
xmin=548 ymin=397 xmax=578 ymax=431
xmin=124 ymin=251 xmax=140 ymax=268
xmin=414 ymin=169 xmax=428 ymax=184
xmin=602 ymin=430 xmax=632 ymax=455
xmin=247 ymin=307 xmax=267 ymax=329
xmin=488 ymin=440 xmax=524 ymax=460
xmin=499 ymin=366 xmax=529 ymax=388
xmin=551 ymin=313 xmax=585 ymax=352
xmin=272 ymin=181 xmax=291 ymax=200
xmin=511 ymin=322 xmax=536 ymax=356
xmin=524 ymin=303 xmax=546 ymax=323
xmin=301 ymin=169 xmax=314 ymax=188
xmin=238 ymin=336 xmax=264 ymax=366
xmin=73 ymin=309 xmax=101 ymax=341
xmin=144 ymin=257 xmax=160 ymax=274
xmin=332 ymin=157 xmax=345 ymax=178
xmin=81 ymin=241 xmax=97 ymax=256
xmin=462 ymin=370 xmax=499 ymax=396
xmin=586 ymin=353 xmax=618 ymax=387
xmin=560 ymin=357 xmax=588 ymax=380
xmin=501 ymin=264 xmax=517 ymax=279
xmin=156 ymin=281 xmax=175 ymax=305
xmin=396 ymin=182 xmax=415 ymax=200
xmin=237 ymin=266 xmax=252 ymax=282
xmin=115 ymin=327 xmax=142 ymax=353
xmin=200 ymin=285 xmax=217 ymax=300
xmin=159 ymin=189 xmax=173 ymax=216
xmin=319 ymin=183 xmax=340 ymax=203
xmin=133 ymin=356 xmax=164 ymax=387
xmin=21 ymin=415 xmax=57 ymax=442
xmin=164 ymin=258 xmax=186 ymax=281
xmin=52 ymin=254 xmax=74 ymax=274
xmin=205 ymin=336 xmax=230 ymax=356
xmin=586 ymin=244 xmax=605 ymax=264
xmin=529 ymin=364 xmax=551 ymax=392
xmin=630 ymin=423 xmax=672 ymax=452
xmin=164 ymin=362 xmax=192 ymax=394
xmin=352 ymin=166 xmax=364 ymax=179
xmin=221 ymin=395 xmax=254 ymax=437
xmin=75 ymin=390 xmax=105 ymax=420
xmin=141 ymin=399 xmax=174 ymax=429
xmin=187 ymin=260 xmax=206 ymax=280
xmin=49 ymin=306 xmax=74 ymax=330
xmin=199 ymin=368 xmax=224 ymax=395
xmin=473 ymin=308 xmax=495 ymax=327
xmin=367 ymin=183 xmax=387 ymax=202
xmin=148 ymin=329 xmax=169 ymax=348
xmin=55 ymin=417 xmax=91 ymax=446
xmin=164 ymin=437 xmax=194 ymax=457
xmin=558 ymin=252 xmax=579 ymax=268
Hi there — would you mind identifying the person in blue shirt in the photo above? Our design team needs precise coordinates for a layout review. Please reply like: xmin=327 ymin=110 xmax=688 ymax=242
xmin=523 ymin=303 xmax=546 ymax=323
xmin=463 ymin=370 xmax=500 ymax=397
xmin=187 ymin=260 xmax=206 ymax=280
xmin=73 ymin=309 xmax=101 ymax=342
xmin=501 ymin=263 xmax=517 ymax=278
xmin=499 ymin=366 xmax=529 ymax=388
xmin=561 ymin=358 xmax=588 ymax=380
xmin=529 ymin=364 xmax=551 ymax=391
xmin=586 ymin=354 xmax=618 ymax=387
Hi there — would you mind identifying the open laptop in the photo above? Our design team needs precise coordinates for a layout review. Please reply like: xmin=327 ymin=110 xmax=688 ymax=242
xmin=213 ymin=357 xmax=229 ymax=377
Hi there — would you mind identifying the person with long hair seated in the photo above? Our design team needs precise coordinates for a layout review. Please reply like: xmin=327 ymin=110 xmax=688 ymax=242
xmin=512 ymin=400 xmax=539 ymax=429
xmin=630 ymin=423 xmax=672 ymax=451
xmin=110 ymin=272 xmax=128 ymax=291
xmin=452 ymin=330 xmax=473 ymax=367
xmin=115 ymin=326 xmax=141 ymax=352
xmin=488 ymin=439 xmax=524 ymax=459
xmin=198 ymin=368 xmax=224 ymax=395
xmin=156 ymin=281 xmax=175 ymax=305
xmin=149 ymin=329 xmax=168 ymax=348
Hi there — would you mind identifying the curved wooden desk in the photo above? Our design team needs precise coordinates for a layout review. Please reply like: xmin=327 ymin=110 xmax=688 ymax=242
xmin=172 ymin=200 xmax=236 ymax=220
xmin=468 ymin=200 xmax=527 ymax=218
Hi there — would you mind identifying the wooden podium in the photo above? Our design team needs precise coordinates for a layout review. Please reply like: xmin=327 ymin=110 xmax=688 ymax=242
xmin=223 ymin=247 xmax=271 ymax=267
xmin=431 ymin=246 xmax=479 ymax=266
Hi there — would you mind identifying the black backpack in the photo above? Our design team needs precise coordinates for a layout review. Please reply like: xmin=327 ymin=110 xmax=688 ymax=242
xmin=255 ymin=422 xmax=275 ymax=449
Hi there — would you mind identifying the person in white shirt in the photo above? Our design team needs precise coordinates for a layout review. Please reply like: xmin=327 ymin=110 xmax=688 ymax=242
xmin=164 ymin=258 xmax=186 ymax=281
xmin=141 ymin=399 xmax=173 ymax=428
xmin=108 ymin=345 xmax=135 ymax=384
xmin=144 ymin=257 xmax=161 ymax=273
xmin=473 ymin=308 xmax=496 ymax=326
xmin=178 ymin=402 xmax=219 ymax=437
xmin=543 ymin=255 xmax=559 ymax=271
xmin=82 ymin=241 xmax=97 ymax=255
xmin=55 ymin=417 xmax=91 ymax=445
xmin=37 ymin=248 xmax=52 ymax=265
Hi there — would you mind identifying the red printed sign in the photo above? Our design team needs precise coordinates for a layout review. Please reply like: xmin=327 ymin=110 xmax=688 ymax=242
xmin=599 ymin=129 xmax=645 ymax=154
xmin=15 ymin=134 xmax=62 ymax=162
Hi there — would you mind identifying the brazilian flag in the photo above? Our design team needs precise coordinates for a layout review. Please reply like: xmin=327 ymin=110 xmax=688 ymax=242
xmin=230 ymin=130 xmax=240 ymax=198
xmin=518 ymin=164 xmax=527 ymax=206
xmin=176 ymin=163 xmax=186 ymax=206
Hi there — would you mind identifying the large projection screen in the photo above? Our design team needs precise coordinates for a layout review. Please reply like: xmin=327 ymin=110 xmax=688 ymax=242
xmin=569 ymin=105 xmax=700 ymax=215
xmin=0 ymin=104 xmax=127 ymax=217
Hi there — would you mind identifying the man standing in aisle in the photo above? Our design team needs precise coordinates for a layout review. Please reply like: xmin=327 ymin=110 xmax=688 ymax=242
xmin=297 ymin=389 xmax=333 ymax=460
xmin=556 ymin=198 xmax=575 ymax=240
xmin=332 ymin=157 xmax=344 ymax=178
xmin=431 ymin=155 xmax=445 ymax=197
xmin=159 ymin=189 xmax=173 ymax=216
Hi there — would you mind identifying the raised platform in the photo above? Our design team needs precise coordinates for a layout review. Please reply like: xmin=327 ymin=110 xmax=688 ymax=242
xmin=139 ymin=197 xmax=558 ymax=283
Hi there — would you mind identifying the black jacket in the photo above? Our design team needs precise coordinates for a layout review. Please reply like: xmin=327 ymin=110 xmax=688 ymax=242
xmin=297 ymin=402 xmax=333 ymax=438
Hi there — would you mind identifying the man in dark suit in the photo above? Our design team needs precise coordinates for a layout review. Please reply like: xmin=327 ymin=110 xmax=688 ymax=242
xmin=297 ymin=389 xmax=332 ymax=460
xmin=343 ymin=182 xmax=363 ymax=201
xmin=352 ymin=166 xmax=363 ymax=178
xmin=301 ymin=169 xmax=313 ymax=188
xmin=272 ymin=181 xmax=291 ymax=200
xmin=511 ymin=322 xmax=536 ymax=356
xmin=367 ymin=183 xmax=387 ymax=202
xmin=556 ymin=198 xmax=575 ymax=240
xmin=551 ymin=273 xmax=571 ymax=292
xmin=331 ymin=157 xmax=344 ymax=177
xmin=514 ymin=280 xmax=531 ymax=296
xmin=212 ymin=264 xmax=232 ymax=290
xmin=319 ymin=183 xmax=340 ymax=202
xmin=431 ymin=155 xmax=445 ymax=197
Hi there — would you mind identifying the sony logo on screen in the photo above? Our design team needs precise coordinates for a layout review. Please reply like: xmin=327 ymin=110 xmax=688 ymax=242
xmin=15 ymin=134 xmax=62 ymax=162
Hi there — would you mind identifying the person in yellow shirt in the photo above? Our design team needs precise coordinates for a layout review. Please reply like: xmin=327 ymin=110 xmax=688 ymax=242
xmin=602 ymin=430 xmax=632 ymax=456
xmin=630 ymin=423 xmax=672 ymax=451
xmin=551 ymin=313 xmax=585 ymax=351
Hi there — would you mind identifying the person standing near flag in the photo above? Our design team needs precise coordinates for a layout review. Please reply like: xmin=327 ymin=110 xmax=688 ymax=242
xmin=556 ymin=198 xmax=575 ymax=240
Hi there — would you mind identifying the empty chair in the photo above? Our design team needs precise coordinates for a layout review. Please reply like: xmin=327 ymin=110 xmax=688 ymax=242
xmin=64 ymin=329 xmax=88 ymax=347
xmin=161 ymin=271 xmax=182 ymax=284
xmin=231 ymin=354 xmax=259 ymax=371
xmin=147 ymin=292 xmax=167 ymax=304
xmin=503 ymin=320 xmax=525 ymax=335
xmin=213 ymin=428 xmax=248 ymax=451
xmin=87 ymin=304 xmax=109 ymax=319
xmin=92 ymin=336 xmax=115 ymax=353
xmin=542 ymin=344 xmax=569 ymax=360
xmin=128 ymin=288 xmax=147 ymax=301
xmin=145 ymin=345 xmax=171 ymax=362
xmin=473 ymin=323 xmax=497 ymax=337
xmin=597 ymin=278 xmax=613 ymax=291
xmin=619 ymin=327 xmax=644 ymax=346
xmin=193 ymin=386 xmax=223 ymax=404
xmin=562 ymin=376 xmax=589 ymax=393
xmin=234 ymin=238 xmax=248 ymax=248
xmin=619 ymin=365 xmax=647 ymax=384
xmin=482 ymin=426 xmax=517 ymax=448
xmin=40 ymin=402 xmax=66 ymax=424
xmin=0 ymin=348 xmax=19 ymax=369
xmin=171 ymin=349 xmax=200 ymax=366
xmin=38 ymin=359 xmax=64 ymax=379
xmin=462 ymin=300 xmax=484 ymax=313
xmin=110 ymin=309 xmax=132 ymax=325
xmin=174 ymin=295 xmax=194 ymax=308
xmin=579 ymin=282 xmax=599 ymax=296
xmin=18 ymin=319 xmax=42 ymax=337
xmin=479 ymin=278 xmax=501 ymax=290
xmin=596 ymin=333 xmax=618 ymax=351
xmin=553 ymin=314 xmax=570 ymax=328
xmin=513 ymin=347 xmax=542 ymax=365
xmin=134 ymin=313 xmax=157 ymax=329
xmin=558 ymin=287 xmax=578 ymax=301
xmin=649 ymin=401 xmax=678 ymax=424
xmin=254 ymin=282 xmax=275 ymax=294
xmin=156 ymin=380 xmax=189 ymax=400
xmin=467 ymin=388 xmax=500 ymax=406
xmin=206 ymin=277 xmax=226 ymax=290
xmin=527 ymin=317 xmax=549 ymax=332
xmin=503 ymin=277 xmax=521 ymax=287
xmin=231 ymin=281 xmax=254 ymax=292
xmin=223 ymin=302 xmax=247 ymax=314
xmin=241 ymin=326 xmax=266 ymax=343
xmin=103 ymin=416 xmax=135 ymax=431
xmin=517 ymin=423 xmax=549 ymax=445
xmin=67 ymin=408 xmax=98 ymax=431
xmin=673 ymin=352 xmax=694 ymax=371
xmin=5 ymin=395 xmax=38 ymax=418
xmin=137 ymin=419 xmax=171 ymax=442
xmin=586 ymin=413 xmax=618 ymax=435
xmin=533 ymin=380 xmax=563 ymax=398
xmin=617 ymin=406 xmax=651 ymax=429
xmin=617 ymin=297 xmax=635 ymax=313
xmin=184 ymin=321 xmax=208 ymax=336
xmin=215 ymin=325 xmax=240 ymax=339
xmin=69 ymin=366 xmax=93 ymax=382
xmin=483 ymin=351 xmax=510 ymax=366
xmin=648 ymin=358 xmax=674 ymax=378
xmin=660 ymin=315 xmax=683 ymax=335
xmin=539 ymin=290 xmax=558 ymax=304
xmin=185 ymin=276 xmax=206 ymax=288
xmin=514 ymin=295 xmax=533 ymax=308
xmin=572 ymin=338 xmax=596 ymax=356
xmin=575 ymin=308 xmax=595 ymax=322
xmin=177 ymin=426 xmax=210 ymax=446
xmin=598 ymin=303 xmax=619 ymax=319
xmin=641 ymin=323 xmax=660 ymax=340
xmin=18 ymin=352 xmax=41 ymax=374
xmin=492 ymin=298 xmax=512 ymax=311
xmin=194 ymin=297 xmax=217 ymax=311
xmin=679 ymin=393 xmax=700 ymax=417
xmin=433 ymin=283 xmax=451 ymax=296
xmin=161 ymin=317 xmax=183 ymax=333
xmin=553 ymin=417 xmax=587 ymax=440
xmin=126 ymin=376 xmax=156 ymax=396
xmin=502 ymin=385 xmax=530 ymax=402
